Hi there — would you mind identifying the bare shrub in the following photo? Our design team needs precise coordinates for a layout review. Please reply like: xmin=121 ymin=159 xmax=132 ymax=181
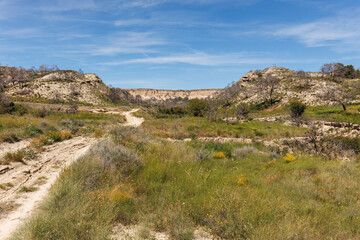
xmin=89 ymin=138 xmax=140 ymax=175
xmin=109 ymin=126 xmax=140 ymax=143
xmin=233 ymin=146 xmax=258 ymax=158
xmin=66 ymin=104 xmax=78 ymax=114
xmin=0 ymin=93 xmax=14 ymax=113
xmin=195 ymin=145 xmax=213 ymax=162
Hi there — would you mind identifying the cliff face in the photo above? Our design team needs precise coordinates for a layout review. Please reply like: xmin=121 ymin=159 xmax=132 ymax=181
xmin=121 ymin=88 xmax=222 ymax=102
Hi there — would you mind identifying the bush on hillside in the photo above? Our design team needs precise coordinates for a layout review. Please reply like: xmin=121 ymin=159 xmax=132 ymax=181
xmin=188 ymin=99 xmax=210 ymax=117
xmin=158 ymin=106 xmax=187 ymax=116
xmin=289 ymin=101 xmax=306 ymax=118
xmin=235 ymin=103 xmax=250 ymax=119
xmin=0 ymin=93 xmax=15 ymax=114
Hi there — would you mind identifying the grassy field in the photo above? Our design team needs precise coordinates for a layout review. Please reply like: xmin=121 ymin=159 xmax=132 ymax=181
xmin=250 ymin=104 xmax=360 ymax=124
xmin=11 ymin=127 xmax=360 ymax=239
xmin=0 ymin=107 xmax=125 ymax=144
xmin=141 ymin=117 xmax=307 ymax=140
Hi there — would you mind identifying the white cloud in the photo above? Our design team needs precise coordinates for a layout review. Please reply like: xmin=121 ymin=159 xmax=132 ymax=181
xmin=100 ymin=51 xmax=299 ymax=66
xmin=0 ymin=28 xmax=43 ymax=38
xmin=272 ymin=9 xmax=360 ymax=52
xmin=73 ymin=32 xmax=166 ymax=56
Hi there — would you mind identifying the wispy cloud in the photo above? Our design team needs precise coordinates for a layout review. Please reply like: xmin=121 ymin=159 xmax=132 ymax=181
xmin=119 ymin=0 xmax=167 ymax=8
xmin=100 ymin=51 xmax=299 ymax=66
xmin=272 ymin=8 xmax=360 ymax=52
xmin=0 ymin=28 xmax=43 ymax=38
xmin=72 ymin=32 xmax=166 ymax=56
xmin=36 ymin=0 xmax=97 ymax=12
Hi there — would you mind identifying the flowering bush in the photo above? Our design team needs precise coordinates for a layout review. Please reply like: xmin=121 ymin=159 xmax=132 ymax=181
xmin=283 ymin=153 xmax=296 ymax=163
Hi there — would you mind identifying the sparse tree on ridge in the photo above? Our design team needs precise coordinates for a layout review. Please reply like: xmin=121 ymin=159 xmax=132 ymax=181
xmin=319 ymin=86 xmax=354 ymax=111
xmin=256 ymin=74 xmax=281 ymax=106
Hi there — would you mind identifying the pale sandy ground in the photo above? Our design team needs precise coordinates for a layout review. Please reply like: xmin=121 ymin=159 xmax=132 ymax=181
xmin=0 ymin=137 xmax=97 ymax=240
xmin=0 ymin=140 xmax=30 ymax=160
xmin=122 ymin=109 xmax=144 ymax=127
xmin=111 ymin=224 xmax=213 ymax=240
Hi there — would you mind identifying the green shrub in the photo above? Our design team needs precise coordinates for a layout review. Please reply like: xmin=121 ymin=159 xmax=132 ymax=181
xmin=188 ymin=99 xmax=210 ymax=117
xmin=46 ymin=132 xmax=62 ymax=143
xmin=158 ymin=106 xmax=187 ymax=116
xmin=289 ymin=101 xmax=306 ymax=118
xmin=25 ymin=124 xmax=43 ymax=137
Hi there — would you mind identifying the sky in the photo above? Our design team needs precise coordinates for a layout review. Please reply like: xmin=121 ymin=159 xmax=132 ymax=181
xmin=1 ymin=0 xmax=360 ymax=89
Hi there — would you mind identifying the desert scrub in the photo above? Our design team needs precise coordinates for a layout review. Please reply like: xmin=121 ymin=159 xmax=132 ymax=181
xmin=12 ymin=133 xmax=360 ymax=239
xmin=233 ymin=146 xmax=259 ymax=158
xmin=18 ymin=186 xmax=38 ymax=193
xmin=2 ymin=151 xmax=25 ymax=164
xmin=0 ymin=182 xmax=14 ymax=190
xmin=89 ymin=138 xmax=140 ymax=175
xmin=30 ymin=131 xmax=72 ymax=148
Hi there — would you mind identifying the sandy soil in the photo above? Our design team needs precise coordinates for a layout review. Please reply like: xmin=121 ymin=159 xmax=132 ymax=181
xmin=0 ymin=140 xmax=30 ymax=160
xmin=111 ymin=224 xmax=213 ymax=240
xmin=0 ymin=137 xmax=97 ymax=240
xmin=122 ymin=109 xmax=144 ymax=127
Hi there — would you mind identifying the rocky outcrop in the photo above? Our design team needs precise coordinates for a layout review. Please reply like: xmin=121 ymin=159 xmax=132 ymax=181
xmin=6 ymin=71 xmax=110 ymax=105
xmin=233 ymin=67 xmax=360 ymax=106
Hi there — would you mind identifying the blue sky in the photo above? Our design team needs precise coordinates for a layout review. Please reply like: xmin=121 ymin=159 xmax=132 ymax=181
xmin=1 ymin=0 xmax=360 ymax=89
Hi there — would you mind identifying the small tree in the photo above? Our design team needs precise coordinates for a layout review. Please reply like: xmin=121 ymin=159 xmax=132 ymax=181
xmin=320 ymin=87 xmax=354 ymax=111
xmin=188 ymin=99 xmax=209 ymax=117
xmin=343 ymin=65 xmax=356 ymax=79
xmin=256 ymin=74 xmax=281 ymax=106
xmin=289 ymin=101 xmax=306 ymax=118
xmin=235 ymin=103 xmax=250 ymax=120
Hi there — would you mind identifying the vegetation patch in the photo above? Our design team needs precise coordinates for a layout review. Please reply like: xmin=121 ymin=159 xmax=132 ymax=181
xmin=12 ymin=127 xmax=360 ymax=239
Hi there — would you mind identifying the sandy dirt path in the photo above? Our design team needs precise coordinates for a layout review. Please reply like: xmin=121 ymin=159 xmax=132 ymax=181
xmin=122 ymin=109 xmax=144 ymax=127
xmin=0 ymin=137 xmax=97 ymax=240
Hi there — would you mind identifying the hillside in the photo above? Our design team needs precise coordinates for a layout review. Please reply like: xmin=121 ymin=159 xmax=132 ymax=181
xmin=1 ymin=68 xmax=110 ymax=105
xmin=2 ymin=66 xmax=359 ymax=108
xmin=228 ymin=67 xmax=360 ymax=107
xmin=1 ymin=67 xmax=222 ymax=106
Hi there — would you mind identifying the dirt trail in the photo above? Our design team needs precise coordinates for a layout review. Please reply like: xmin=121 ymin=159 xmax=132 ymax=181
xmin=0 ymin=137 xmax=97 ymax=240
xmin=122 ymin=109 xmax=144 ymax=127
